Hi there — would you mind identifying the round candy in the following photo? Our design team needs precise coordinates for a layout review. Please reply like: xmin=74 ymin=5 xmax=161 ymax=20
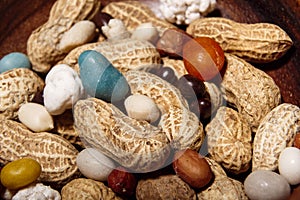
xmin=76 ymin=148 xmax=116 ymax=181
xmin=0 ymin=52 xmax=31 ymax=73
xmin=278 ymin=147 xmax=300 ymax=185
xmin=244 ymin=170 xmax=290 ymax=200
xmin=0 ymin=158 xmax=41 ymax=190
xmin=78 ymin=50 xmax=130 ymax=102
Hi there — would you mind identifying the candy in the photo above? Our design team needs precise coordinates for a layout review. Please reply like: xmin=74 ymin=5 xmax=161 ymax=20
xmin=183 ymin=37 xmax=225 ymax=81
xmin=78 ymin=50 xmax=130 ymax=102
xmin=0 ymin=52 xmax=31 ymax=73
xmin=124 ymin=94 xmax=160 ymax=123
xmin=76 ymin=148 xmax=116 ymax=182
xmin=278 ymin=147 xmax=300 ymax=185
xmin=244 ymin=170 xmax=290 ymax=200
xmin=18 ymin=102 xmax=54 ymax=132
xmin=0 ymin=158 xmax=41 ymax=190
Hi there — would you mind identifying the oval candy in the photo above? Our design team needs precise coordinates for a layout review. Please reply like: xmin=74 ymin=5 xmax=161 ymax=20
xmin=78 ymin=50 xmax=130 ymax=102
xmin=76 ymin=148 xmax=116 ymax=181
xmin=0 ymin=52 xmax=31 ymax=73
xmin=244 ymin=170 xmax=290 ymax=200
xmin=0 ymin=158 xmax=41 ymax=190
xmin=278 ymin=147 xmax=300 ymax=185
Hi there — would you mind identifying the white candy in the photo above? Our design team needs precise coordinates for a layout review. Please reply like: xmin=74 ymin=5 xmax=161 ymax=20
xmin=279 ymin=147 xmax=300 ymax=185
xmin=76 ymin=148 xmax=116 ymax=181
xmin=43 ymin=64 xmax=85 ymax=115
xmin=18 ymin=103 xmax=54 ymax=132
xmin=124 ymin=94 xmax=160 ymax=123
xmin=159 ymin=0 xmax=217 ymax=25
xmin=101 ymin=19 xmax=131 ymax=40
xmin=244 ymin=170 xmax=290 ymax=200
xmin=12 ymin=183 xmax=61 ymax=200
xmin=131 ymin=23 xmax=159 ymax=44
xmin=59 ymin=20 xmax=96 ymax=52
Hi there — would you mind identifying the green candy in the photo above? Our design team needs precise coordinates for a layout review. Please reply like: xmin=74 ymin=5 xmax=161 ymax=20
xmin=78 ymin=50 xmax=130 ymax=102
xmin=0 ymin=52 xmax=31 ymax=73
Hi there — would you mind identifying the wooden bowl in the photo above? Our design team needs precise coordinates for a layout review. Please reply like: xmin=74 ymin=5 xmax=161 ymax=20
xmin=0 ymin=0 xmax=299 ymax=106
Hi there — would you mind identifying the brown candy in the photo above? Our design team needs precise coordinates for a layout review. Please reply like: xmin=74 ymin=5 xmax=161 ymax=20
xmin=107 ymin=167 xmax=137 ymax=198
xmin=156 ymin=28 xmax=192 ymax=58
xmin=173 ymin=149 xmax=213 ymax=189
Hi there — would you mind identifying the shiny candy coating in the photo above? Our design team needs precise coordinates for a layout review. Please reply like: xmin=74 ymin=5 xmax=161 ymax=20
xmin=190 ymin=97 xmax=212 ymax=121
xmin=244 ymin=170 xmax=290 ymax=200
xmin=278 ymin=147 xmax=300 ymax=185
xmin=176 ymin=74 xmax=206 ymax=101
xmin=0 ymin=158 xmax=41 ymax=190
xmin=78 ymin=50 xmax=130 ymax=102
xmin=149 ymin=66 xmax=178 ymax=84
xmin=0 ymin=52 xmax=31 ymax=73
xmin=183 ymin=37 xmax=225 ymax=81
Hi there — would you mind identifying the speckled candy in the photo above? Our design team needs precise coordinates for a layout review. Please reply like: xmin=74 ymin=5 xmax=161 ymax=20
xmin=0 ymin=52 xmax=31 ymax=73
xmin=78 ymin=50 xmax=130 ymax=102
xmin=244 ymin=170 xmax=290 ymax=200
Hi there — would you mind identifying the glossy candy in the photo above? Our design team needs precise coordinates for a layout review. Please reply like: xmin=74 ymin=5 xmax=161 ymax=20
xmin=78 ymin=50 xmax=130 ymax=102
xmin=0 ymin=52 xmax=31 ymax=73
xmin=176 ymin=74 xmax=206 ymax=101
xmin=0 ymin=158 xmax=41 ymax=190
xmin=244 ymin=170 xmax=290 ymax=200
xmin=190 ymin=97 xmax=212 ymax=121
xmin=149 ymin=66 xmax=178 ymax=84
xmin=278 ymin=147 xmax=300 ymax=185
xmin=183 ymin=37 xmax=225 ymax=81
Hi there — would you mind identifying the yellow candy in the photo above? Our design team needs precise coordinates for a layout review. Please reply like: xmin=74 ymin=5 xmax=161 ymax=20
xmin=0 ymin=158 xmax=41 ymax=190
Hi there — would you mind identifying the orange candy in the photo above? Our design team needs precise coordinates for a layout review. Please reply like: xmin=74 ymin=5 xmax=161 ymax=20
xmin=183 ymin=37 xmax=225 ymax=81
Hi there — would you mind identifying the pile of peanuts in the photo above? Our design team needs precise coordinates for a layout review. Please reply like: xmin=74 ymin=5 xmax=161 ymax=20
xmin=0 ymin=0 xmax=299 ymax=200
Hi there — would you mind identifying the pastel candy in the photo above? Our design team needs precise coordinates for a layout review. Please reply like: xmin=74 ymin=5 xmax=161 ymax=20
xmin=244 ymin=170 xmax=290 ymax=200
xmin=78 ymin=50 xmax=130 ymax=102
xmin=0 ymin=52 xmax=31 ymax=73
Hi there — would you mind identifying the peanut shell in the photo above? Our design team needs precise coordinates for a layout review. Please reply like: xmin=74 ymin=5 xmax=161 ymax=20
xmin=136 ymin=175 xmax=196 ymax=200
xmin=221 ymin=53 xmax=281 ymax=132
xmin=205 ymin=107 xmax=252 ymax=174
xmin=187 ymin=17 xmax=293 ymax=63
xmin=204 ymin=157 xmax=227 ymax=179
xmin=0 ymin=120 xmax=79 ymax=186
xmin=52 ymin=110 xmax=83 ymax=147
xmin=61 ymin=178 xmax=121 ymax=200
xmin=60 ymin=42 xmax=101 ymax=73
xmin=27 ymin=0 xmax=101 ymax=73
xmin=102 ymin=1 xmax=176 ymax=35
xmin=197 ymin=176 xmax=248 ymax=200
xmin=93 ymin=38 xmax=161 ymax=73
xmin=74 ymin=70 xmax=204 ymax=172
xmin=0 ymin=68 xmax=44 ymax=119
xmin=252 ymin=103 xmax=300 ymax=171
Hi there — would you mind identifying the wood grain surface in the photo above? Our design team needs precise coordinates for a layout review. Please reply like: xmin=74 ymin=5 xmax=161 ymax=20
xmin=0 ymin=0 xmax=299 ymax=106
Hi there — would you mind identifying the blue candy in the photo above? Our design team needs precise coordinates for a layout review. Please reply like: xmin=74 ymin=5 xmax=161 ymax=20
xmin=78 ymin=50 xmax=130 ymax=102
xmin=0 ymin=52 xmax=31 ymax=73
